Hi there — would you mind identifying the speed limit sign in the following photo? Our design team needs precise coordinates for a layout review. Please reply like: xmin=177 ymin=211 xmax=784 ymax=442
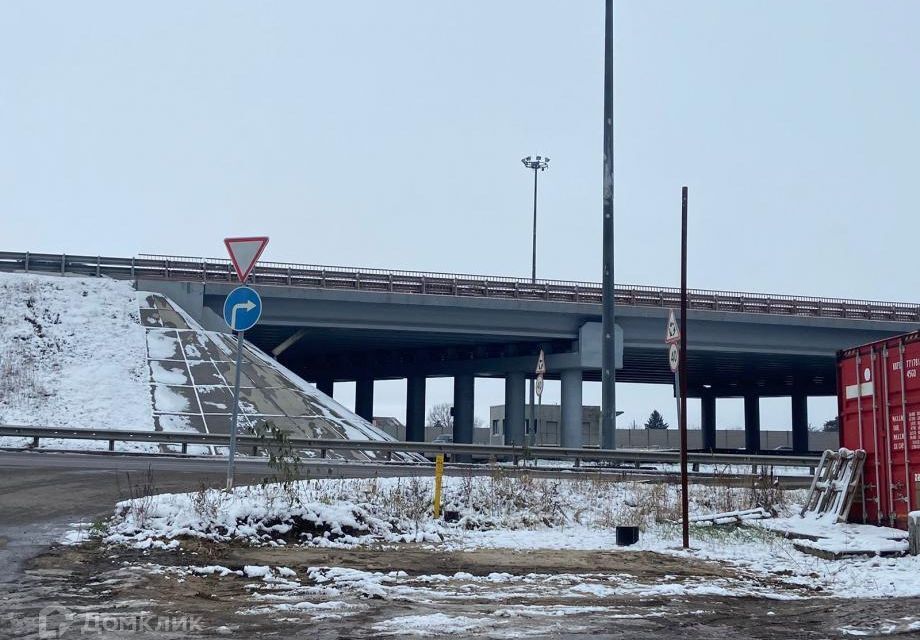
xmin=668 ymin=342 xmax=680 ymax=372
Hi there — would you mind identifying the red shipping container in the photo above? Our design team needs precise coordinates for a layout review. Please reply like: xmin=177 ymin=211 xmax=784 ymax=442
xmin=838 ymin=330 xmax=920 ymax=529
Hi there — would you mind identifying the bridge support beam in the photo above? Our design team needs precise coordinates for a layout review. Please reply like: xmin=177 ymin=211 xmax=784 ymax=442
xmin=792 ymin=392 xmax=809 ymax=454
xmin=561 ymin=369 xmax=583 ymax=448
xmin=355 ymin=379 xmax=374 ymax=421
xmin=701 ymin=392 xmax=716 ymax=451
xmin=406 ymin=376 xmax=426 ymax=442
xmin=453 ymin=375 xmax=475 ymax=446
xmin=316 ymin=377 xmax=334 ymax=398
xmin=744 ymin=394 xmax=761 ymax=452
xmin=504 ymin=372 xmax=526 ymax=446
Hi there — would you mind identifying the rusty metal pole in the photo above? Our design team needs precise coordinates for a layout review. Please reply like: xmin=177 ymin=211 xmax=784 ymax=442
xmin=679 ymin=186 xmax=690 ymax=549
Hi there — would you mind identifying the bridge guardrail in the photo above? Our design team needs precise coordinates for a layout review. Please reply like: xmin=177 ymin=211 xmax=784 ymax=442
xmin=1 ymin=250 xmax=918 ymax=321
xmin=0 ymin=425 xmax=820 ymax=469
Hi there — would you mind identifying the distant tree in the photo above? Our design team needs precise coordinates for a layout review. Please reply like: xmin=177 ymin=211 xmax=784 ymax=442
xmin=823 ymin=418 xmax=839 ymax=432
xmin=426 ymin=402 xmax=453 ymax=430
xmin=644 ymin=410 xmax=669 ymax=430
xmin=426 ymin=402 xmax=485 ymax=431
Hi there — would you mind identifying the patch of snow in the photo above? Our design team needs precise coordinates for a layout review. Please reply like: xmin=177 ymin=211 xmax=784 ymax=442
xmin=243 ymin=565 xmax=272 ymax=579
xmin=151 ymin=385 xmax=191 ymax=413
xmin=149 ymin=361 xmax=190 ymax=385
xmin=373 ymin=613 xmax=495 ymax=636
xmin=0 ymin=273 xmax=154 ymax=449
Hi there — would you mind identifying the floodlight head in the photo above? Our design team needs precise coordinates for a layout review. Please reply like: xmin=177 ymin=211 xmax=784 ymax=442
xmin=521 ymin=155 xmax=550 ymax=171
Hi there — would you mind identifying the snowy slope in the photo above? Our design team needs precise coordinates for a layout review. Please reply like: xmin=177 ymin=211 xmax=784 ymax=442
xmin=0 ymin=273 xmax=152 ymax=430
xmin=0 ymin=271 xmax=406 ymax=457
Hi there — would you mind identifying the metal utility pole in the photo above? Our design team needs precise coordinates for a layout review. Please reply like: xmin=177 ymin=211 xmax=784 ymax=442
xmin=521 ymin=155 xmax=550 ymax=283
xmin=522 ymin=154 xmax=549 ymax=445
xmin=679 ymin=186 xmax=690 ymax=549
xmin=601 ymin=0 xmax=617 ymax=449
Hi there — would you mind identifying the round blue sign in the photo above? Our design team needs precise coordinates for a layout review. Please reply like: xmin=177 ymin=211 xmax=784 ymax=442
xmin=223 ymin=286 xmax=262 ymax=332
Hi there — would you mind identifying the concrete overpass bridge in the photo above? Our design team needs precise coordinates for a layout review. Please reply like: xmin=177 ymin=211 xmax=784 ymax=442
xmin=3 ymin=251 xmax=919 ymax=453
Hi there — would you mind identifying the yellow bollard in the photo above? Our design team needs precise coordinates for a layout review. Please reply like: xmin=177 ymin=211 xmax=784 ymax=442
xmin=433 ymin=454 xmax=444 ymax=519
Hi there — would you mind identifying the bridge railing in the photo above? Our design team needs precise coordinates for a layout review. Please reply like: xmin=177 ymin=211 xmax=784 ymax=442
xmin=1 ymin=250 xmax=918 ymax=322
xmin=0 ymin=425 xmax=820 ymax=469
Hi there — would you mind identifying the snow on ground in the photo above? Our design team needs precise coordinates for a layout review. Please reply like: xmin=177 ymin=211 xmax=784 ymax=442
xmin=0 ymin=273 xmax=154 ymax=450
xmin=96 ymin=472 xmax=920 ymax=600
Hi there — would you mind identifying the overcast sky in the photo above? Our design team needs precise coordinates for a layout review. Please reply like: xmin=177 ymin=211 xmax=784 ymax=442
xmin=3 ymin=1 xmax=918 ymax=431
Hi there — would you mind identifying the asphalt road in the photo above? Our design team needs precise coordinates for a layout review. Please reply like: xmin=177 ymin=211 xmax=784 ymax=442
xmin=0 ymin=455 xmax=263 ymax=581
xmin=0 ymin=449 xmax=439 ymax=579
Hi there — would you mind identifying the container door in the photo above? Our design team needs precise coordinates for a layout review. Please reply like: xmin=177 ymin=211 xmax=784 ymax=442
xmin=885 ymin=339 xmax=920 ymax=528
xmin=840 ymin=348 xmax=883 ymax=524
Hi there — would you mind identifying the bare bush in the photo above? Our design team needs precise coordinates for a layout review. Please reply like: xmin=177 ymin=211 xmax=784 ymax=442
xmin=0 ymin=344 xmax=46 ymax=405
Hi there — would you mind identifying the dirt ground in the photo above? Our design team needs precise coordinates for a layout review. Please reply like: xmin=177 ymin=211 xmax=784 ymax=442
xmin=4 ymin=541 xmax=920 ymax=639
xmin=3 ymin=461 xmax=920 ymax=639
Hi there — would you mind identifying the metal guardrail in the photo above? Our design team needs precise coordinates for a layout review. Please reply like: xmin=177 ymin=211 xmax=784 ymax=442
xmin=0 ymin=425 xmax=820 ymax=468
xmin=0 ymin=250 xmax=917 ymax=321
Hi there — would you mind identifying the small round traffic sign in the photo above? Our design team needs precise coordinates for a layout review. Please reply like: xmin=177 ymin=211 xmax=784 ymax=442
xmin=223 ymin=286 xmax=263 ymax=332
xmin=668 ymin=342 xmax=680 ymax=372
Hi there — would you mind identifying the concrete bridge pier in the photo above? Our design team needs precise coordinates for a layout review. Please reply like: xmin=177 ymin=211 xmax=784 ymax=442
xmin=504 ymin=372 xmax=526 ymax=446
xmin=355 ymin=379 xmax=374 ymax=421
xmin=560 ymin=369 xmax=583 ymax=448
xmin=406 ymin=376 xmax=426 ymax=442
xmin=791 ymin=392 xmax=809 ymax=454
xmin=701 ymin=392 xmax=716 ymax=451
xmin=744 ymin=394 xmax=761 ymax=452
xmin=453 ymin=375 xmax=475 ymax=446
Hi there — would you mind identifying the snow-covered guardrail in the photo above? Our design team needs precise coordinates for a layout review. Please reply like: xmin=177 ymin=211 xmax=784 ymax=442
xmin=1 ymin=250 xmax=918 ymax=321
xmin=0 ymin=425 xmax=821 ymax=468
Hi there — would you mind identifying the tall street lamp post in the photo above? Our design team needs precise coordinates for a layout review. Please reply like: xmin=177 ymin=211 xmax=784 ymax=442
xmin=521 ymin=155 xmax=549 ymax=283
xmin=521 ymin=154 xmax=549 ymax=445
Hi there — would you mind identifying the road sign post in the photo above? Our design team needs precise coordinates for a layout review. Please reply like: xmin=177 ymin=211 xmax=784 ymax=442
xmin=223 ymin=285 xmax=263 ymax=489
xmin=535 ymin=350 xmax=546 ymax=449
xmin=222 ymin=236 xmax=268 ymax=490
xmin=679 ymin=188 xmax=690 ymax=549
xmin=667 ymin=321 xmax=681 ymax=432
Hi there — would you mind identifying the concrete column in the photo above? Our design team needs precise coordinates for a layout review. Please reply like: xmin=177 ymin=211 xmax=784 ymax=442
xmin=504 ymin=372 xmax=526 ymax=445
xmin=701 ymin=392 xmax=716 ymax=451
xmin=744 ymin=394 xmax=761 ymax=452
xmin=355 ymin=379 xmax=374 ymax=421
xmin=560 ymin=369 xmax=584 ymax=448
xmin=406 ymin=376 xmax=426 ymax=442
xmin=453 ymin=374 xmax=475 ymax=445
xmin=316 ymin=377 xmax=334 ymax=398
xmin=792 ymin=392 xmax=809 ymax=454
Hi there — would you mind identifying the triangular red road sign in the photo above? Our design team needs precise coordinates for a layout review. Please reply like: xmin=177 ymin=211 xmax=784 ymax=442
xmin=224 ymin=236 xmax=269 ymax=283
xmin=665 ymin=309 xmax=681 ymax=344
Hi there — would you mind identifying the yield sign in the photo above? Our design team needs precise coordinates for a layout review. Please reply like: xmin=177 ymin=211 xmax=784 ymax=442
xmin=665 ymin=309 xmax=681 ymax=344
xmin=224 ymin=236 xmax=269 ymax=283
